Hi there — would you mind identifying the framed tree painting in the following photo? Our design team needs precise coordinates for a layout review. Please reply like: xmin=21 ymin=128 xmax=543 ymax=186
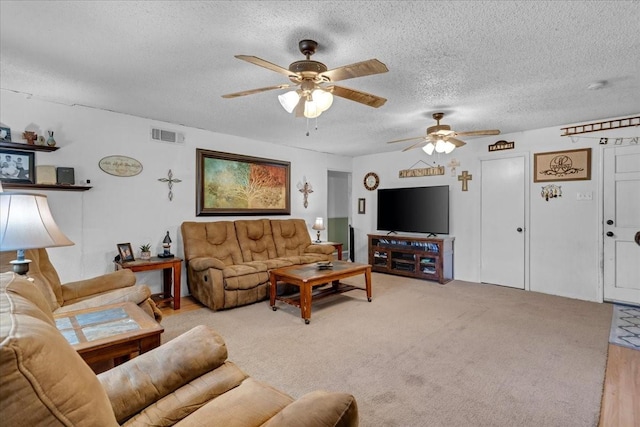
xmin=534 ymin=148 xmax=592 ymax=182
xmin=196 ymin=149 xmax=291 ymax=216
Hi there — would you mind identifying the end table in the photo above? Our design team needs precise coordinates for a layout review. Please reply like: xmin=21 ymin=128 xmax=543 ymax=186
xmin=115 ymin=256 xmax=182 ymax=309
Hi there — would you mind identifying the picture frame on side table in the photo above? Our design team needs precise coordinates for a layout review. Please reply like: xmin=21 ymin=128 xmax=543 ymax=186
xmin=534 ymin=148 xmax=592 ymax=182
xmin=117 ymin=243 xmax=135 ymax=262
xmin=196 ymin=148 xmax=291 ymax=216
xmin=0 ymin=148 xmax=35 ymax=184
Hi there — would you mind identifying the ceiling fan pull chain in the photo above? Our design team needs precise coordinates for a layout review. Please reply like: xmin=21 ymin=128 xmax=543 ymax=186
xmin=306 ymin=118 xmax=310 ymax=136
xmin=315 ymin=117 xmax=319 ymax=131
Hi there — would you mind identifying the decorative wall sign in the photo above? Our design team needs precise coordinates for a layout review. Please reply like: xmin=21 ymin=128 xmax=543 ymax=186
xmin=158 ymin=169 xmax=182 ymax=201
xmin=488 ymin=140 xmax=514 ymax=152
xmin=458 ymin=170 xmax=472 ymax=191
xmin=541 ymin=184 xmax=562 ymax=201
xmin=196 ymin=149 xmax=290 ymax=216
xmin=534 ymin=148 xmax=591 ymax=182
xmin=297 ymin=178 xmax=313 ymax=208
xmin=99 ymin=155 xmax=143 ymax=177
xmin=399 ymin=161 xmax=445 ymax=178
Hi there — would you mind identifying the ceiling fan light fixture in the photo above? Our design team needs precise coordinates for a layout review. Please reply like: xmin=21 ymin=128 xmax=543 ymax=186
xmin=422 ymin=142 xmax=435 ymax=155
xmin=312 ymin=88 xmax=333 ymax=112
xmin=444 ymin=141 xmax=456 ymax=154
xmin=278 ymin=90 xmax=300 ymax=113
xmin=304 ymin=99 xmax=322 ymax=118
xmin=435 ymin=138 xmax=446 ymax=153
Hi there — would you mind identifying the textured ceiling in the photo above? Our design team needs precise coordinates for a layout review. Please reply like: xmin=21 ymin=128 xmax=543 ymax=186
xmin=1 ymin=1 xmax=639 ymax=157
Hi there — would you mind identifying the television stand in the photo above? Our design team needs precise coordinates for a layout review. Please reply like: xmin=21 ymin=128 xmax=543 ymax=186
xmin=368 ymin=234 xmax=454 ymax=284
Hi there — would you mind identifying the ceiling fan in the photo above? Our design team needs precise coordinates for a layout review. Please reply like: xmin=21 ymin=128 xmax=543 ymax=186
xmin=221 ymin=40 xmax=388 ymax=118
xmin=387 ymin=113 xmax=501 ymax=154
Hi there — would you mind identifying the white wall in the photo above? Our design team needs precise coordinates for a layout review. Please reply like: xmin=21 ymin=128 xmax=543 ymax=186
xmin=1 ymin=90 xmax=351 ymax=295
xmin=351 ymin=116 xmax=636 ymax=302
xmin=3 ymin=89 xmax=635 ymax=303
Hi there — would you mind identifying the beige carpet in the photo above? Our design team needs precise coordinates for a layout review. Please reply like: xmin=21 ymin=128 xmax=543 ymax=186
xmin=161 ymin=273 xmax=612 ymax=426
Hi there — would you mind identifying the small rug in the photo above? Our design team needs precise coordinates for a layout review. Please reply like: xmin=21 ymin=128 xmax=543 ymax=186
xmin=609 ymin=304 xmax=640 ymax=351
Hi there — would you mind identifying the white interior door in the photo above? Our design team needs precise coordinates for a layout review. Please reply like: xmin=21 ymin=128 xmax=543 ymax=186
xmin=603 ymin=144 xmax=640 ymax=305
xmin=481 ymin=155 xmax=526 ymax=289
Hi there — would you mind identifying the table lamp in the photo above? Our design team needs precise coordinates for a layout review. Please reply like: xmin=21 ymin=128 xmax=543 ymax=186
xmin=312 ymin=217 xmax=325 ymax=243
xmin=0 ymin=192 xmax=74 ymax=275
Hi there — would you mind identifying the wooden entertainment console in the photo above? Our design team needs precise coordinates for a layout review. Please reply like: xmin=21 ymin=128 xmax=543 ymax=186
xmin=368 ymin=234 xmax=454 ymax=284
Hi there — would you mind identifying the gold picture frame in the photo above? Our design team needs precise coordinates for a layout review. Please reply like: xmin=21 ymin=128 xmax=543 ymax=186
xmin=534 ymin=148 xmax=591 ymax=182
xmin=196 ymin=149 xmax=291 ymax=216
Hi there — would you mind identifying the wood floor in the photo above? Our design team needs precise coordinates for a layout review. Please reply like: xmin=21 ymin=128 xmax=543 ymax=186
xmin=161 ymin=297 xmax=639 ymax=426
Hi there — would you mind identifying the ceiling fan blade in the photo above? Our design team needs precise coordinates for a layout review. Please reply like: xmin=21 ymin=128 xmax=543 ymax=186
xmin=221 ymin=84 xmax=293 ymax=99
xmin=234 ymin=55 xmax=293 ymax=77
xmin=321 ymin=59 xmax=389 ymax=82
xmin=402 ymin=140 xmax=428 ymax=152
xmin=329 ymin=85 xmax=387 ymax=108
xmin=455 ymin=129 xmax=501 ymax=137
xmin=447 ymin=137 xmax=467 ymax=147
xmin=387 ymin=136 xmax=425 ymax=144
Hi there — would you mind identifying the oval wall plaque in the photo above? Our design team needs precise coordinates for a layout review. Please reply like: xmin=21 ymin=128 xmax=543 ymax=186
xmin=99 ymin=155 xmax=143 ymax=177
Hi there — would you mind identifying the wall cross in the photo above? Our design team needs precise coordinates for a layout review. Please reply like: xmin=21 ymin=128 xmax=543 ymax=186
xmin=158 ymin=169 xmax=182 ymax=201
xmin=297 ymin=180 xmax=314 ymax=208
xmin=458 ymin=170 xmax=472 ymax=191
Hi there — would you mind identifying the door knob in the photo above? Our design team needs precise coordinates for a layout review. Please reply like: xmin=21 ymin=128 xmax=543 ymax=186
xmin=517 ymin=227 xmax=523 ymax=232
xmin=606 ymin=231 xmax=614 ymax=237
xmin=606 ymin=220 xmax=614 ymax=225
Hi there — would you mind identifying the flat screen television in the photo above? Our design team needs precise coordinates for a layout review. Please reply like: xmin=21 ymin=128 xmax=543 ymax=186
xmin=377 ymin=185 xmax=449 ymax=234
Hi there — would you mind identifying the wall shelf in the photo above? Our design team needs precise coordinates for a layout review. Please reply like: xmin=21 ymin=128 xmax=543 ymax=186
xmin=2 ymin=183 xmax=91 ymax=191
xmin=0 ymin=141 xmax=59 ymax=152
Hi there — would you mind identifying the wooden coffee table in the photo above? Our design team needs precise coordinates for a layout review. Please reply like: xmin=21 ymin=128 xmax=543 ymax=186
xmin=269 ymin=260 xmax=372 ymax=324
xmin=54 ymin=301 xmax=164 ymax=372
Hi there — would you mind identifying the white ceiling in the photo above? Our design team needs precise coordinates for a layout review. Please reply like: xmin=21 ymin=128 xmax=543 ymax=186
xmin=1 ymin=1 xmax=639 ymax=157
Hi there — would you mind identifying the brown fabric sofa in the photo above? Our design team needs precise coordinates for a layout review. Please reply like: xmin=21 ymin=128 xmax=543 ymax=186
xmin=0 ymin=272 xmax=359 ymax=426
xmin=0 ymin=248 xmax=162 ymax=321
xmin=181 ymin=218 xmax=335 ymax=311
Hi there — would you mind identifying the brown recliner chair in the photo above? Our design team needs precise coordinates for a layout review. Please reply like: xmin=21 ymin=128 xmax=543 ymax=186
xmin=0 ymin=248 xmax=162 ymax=321
xmin=0 ymin=272 xmax=359 ymax=426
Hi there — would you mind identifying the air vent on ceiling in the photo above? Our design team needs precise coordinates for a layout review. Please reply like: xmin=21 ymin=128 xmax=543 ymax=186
xmin=151 ymin=127 xmax=185 ymax=144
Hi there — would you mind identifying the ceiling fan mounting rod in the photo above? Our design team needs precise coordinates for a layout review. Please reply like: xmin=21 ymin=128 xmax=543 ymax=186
xmin=299 ymin=39 xmax=318 ymax=58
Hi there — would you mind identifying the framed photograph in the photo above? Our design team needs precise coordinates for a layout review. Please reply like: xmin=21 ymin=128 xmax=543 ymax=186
xmin=117 ymin=243 xmax=135 ymax=262
xmin=0 ymin=125 xmax=11 ymax=142
xmin=358 ymin=198 xmax=366 ymax=214
xmin=534 ymin=148 xmax=592 ymax=182
xmin=196 ymin=149 xmax=291 ymax=216
xmin=0 ymin=148 xmax=35 ymax=184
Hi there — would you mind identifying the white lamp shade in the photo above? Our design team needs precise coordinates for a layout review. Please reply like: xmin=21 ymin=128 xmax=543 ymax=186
xmin=312 ymin=89 xmax=333 ymax=112
xmin=278 ymin=90 xmax=300 ymax=113
xmin=422 ymin=142 xmax=435 ymax=155
xmin=312 ymin=217 xmax=325 ymax=230
xmin=304 ymin=100 xmax=322 ymax=118
xmin=0 ymin=192 xmax=74 ymax=250
xmin=444 ymin=141 xmax=456 ymax=154
xmin=435 ymin=139 xmax=446 ymax=153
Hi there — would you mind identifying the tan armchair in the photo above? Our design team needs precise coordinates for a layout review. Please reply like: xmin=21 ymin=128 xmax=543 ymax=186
xmin=1 ymin=272 xmax=359 ymax=426
xmin=0 ymin=248 xmax=162 ymax=321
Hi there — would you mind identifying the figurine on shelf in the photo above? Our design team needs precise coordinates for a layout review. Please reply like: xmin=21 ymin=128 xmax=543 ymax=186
xmin=46 ymin=131 xmax=56 ymax=147
xmin=22 ymin=131 xmax=37 ymax=145
xmin=158 ymin=231 xmax=174 ymax=258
